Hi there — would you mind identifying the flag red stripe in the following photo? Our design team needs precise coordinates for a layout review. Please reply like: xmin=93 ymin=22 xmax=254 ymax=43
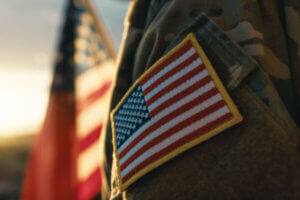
xmin=78 ymin=124 xmax=102 ymax=154
xmin=21 ymin=93 xmax=78 ymax=200
xmin=119 ymin=87 xmax=219 ymax=159
xmin=76 ymin=81 xmax=112 ymax=114
xmin=143 ymin=53 xmax=199 ymax=95
xmin=140 ymin=42 xmax=192 ymax=85
xmin=122 ymin=113 xmax=233 ymax=182
xmin=77 ymin=168 xmax=102 ymax=200
xmin=146 ymin=64 xmax=205 ymax=106
xmin=120 ymin=100 xmax=226 ymax=170
xmin=150 ymin=76 xmax=212 ymax=117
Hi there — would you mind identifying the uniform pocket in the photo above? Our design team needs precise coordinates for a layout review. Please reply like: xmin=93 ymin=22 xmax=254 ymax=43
xmin=197 ymin=83 xmax=300 ymax=199
xmin=164 ymin=14 xmax=258 ymax=91
xmin=164 ymin=14 xmax=299 ymax=138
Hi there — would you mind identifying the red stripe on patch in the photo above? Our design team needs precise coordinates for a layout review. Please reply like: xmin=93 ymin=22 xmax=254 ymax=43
xmin=122 ymin=113 xmax=233 ymax=182
xmin=143 ymin=53 xmax=199 ymax=95
xmin=119 ymin=88 xmax=219 ymax=159
xmin=120 ymin=100 xmax=226 ymax=170
xmin=146 ymin=64 xmax=205 ymax=106
xmin=150 ymin=76 xmax=212 ymax=117
xmin=140 ymin=42 xmax=192 ymax=85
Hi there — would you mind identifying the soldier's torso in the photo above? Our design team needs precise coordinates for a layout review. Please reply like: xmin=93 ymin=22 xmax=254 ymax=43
xmin=106 ymin=1 xmax=300 ymax=199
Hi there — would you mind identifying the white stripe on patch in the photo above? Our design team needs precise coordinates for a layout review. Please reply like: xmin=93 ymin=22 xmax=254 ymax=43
xmin=121 ymin=105 xmax=229 ymax=177
xmin=117 ymin=79 xmax=214 ymax=154
xmin=144 ymin=58 xmax=202 ymax=101
xmin=148 ymin=74 xmax=212 ymax=112
xmin=119 ymin=93 xmax=223 ymax=164
xmin=142 ymin=47 xmax=196 ymax=90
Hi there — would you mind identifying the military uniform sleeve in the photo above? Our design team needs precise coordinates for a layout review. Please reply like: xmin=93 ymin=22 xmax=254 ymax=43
xmin=104 ymin=0 xmax=151 ymax=197
xmin=108 ymin=0 xmax=300 ymax=199
xmin=282 ymin=0 xmax=300 ymax=120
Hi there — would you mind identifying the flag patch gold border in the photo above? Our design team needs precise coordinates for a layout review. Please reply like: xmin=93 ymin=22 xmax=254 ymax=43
xmin=111 ymin=33 xmax=243 ymax=191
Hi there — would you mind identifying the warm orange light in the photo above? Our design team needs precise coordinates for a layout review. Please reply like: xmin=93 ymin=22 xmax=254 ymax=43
xmin=0 ymin=68 xmax=52 ymax=137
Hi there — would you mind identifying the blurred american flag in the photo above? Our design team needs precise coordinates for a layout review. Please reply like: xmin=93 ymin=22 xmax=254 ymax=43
xmin=21 ymin=0 xmax=115 ymax=199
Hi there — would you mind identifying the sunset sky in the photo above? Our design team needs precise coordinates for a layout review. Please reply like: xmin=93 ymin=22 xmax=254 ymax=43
xmin=0 ymin=0 xmax=129 ymax=136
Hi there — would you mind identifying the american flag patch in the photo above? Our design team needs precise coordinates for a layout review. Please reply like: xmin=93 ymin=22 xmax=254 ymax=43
xmin=111 ymin=33 xmax=243 ymax=190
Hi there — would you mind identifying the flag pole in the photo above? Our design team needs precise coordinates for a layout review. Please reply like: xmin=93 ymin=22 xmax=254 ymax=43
xmin=83 ymin=0 xmax=117 ymax=60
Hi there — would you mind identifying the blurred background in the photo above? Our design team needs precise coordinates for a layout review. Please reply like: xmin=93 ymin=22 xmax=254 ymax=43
xmin=0 ymin=0 xmax=129 ymax=198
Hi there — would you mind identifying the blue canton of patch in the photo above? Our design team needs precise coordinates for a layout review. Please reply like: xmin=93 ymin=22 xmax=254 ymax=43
xmin=114 ymin=84 xmax=150 ymax=148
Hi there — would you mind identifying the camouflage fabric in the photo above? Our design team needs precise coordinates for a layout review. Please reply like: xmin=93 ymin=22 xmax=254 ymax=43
xmin=104 ymin=0 xmax=300 ymax=199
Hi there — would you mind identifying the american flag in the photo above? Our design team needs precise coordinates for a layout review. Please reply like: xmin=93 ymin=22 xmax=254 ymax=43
xmin=73 ymin=2 xmax=115 ymax=199
xmin=21 ymin=1 xmax=115 ymax=199
xmin=74 ymin=5 xmax=114 ymax=200
xmin=111 ymin=34 xmax=242 ymax=189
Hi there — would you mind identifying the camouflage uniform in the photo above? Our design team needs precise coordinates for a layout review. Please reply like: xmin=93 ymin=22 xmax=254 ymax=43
xmin=104 ymin=0 xmax=300 ymax=199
